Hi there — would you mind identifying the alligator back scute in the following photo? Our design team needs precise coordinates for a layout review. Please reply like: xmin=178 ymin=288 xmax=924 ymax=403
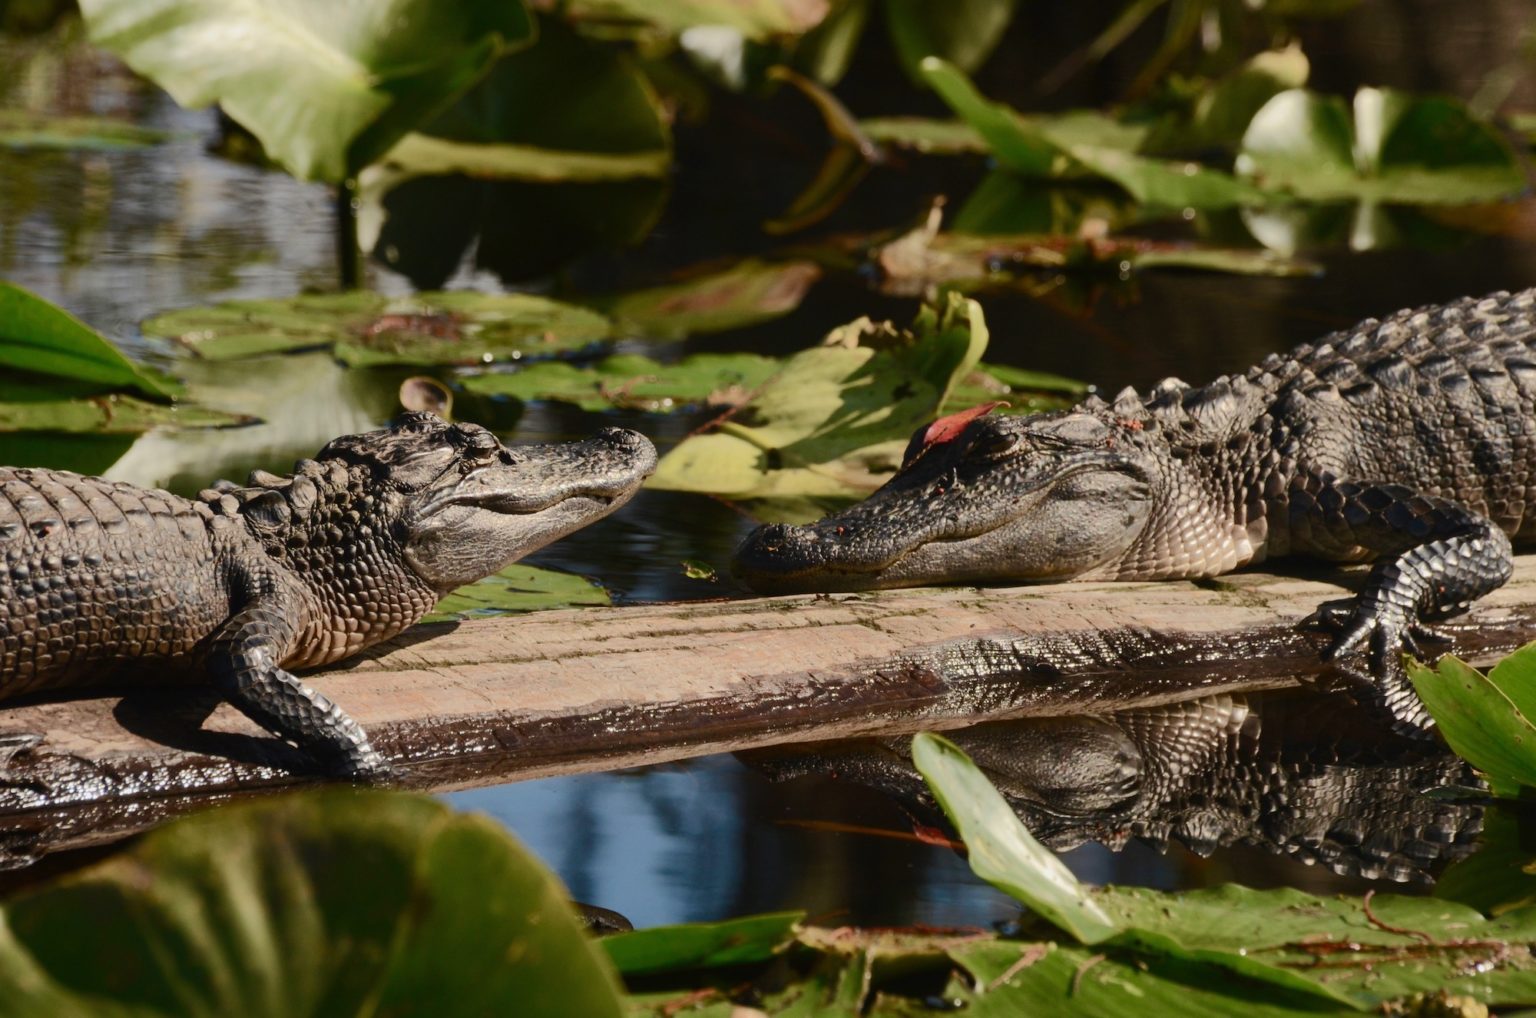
xmin=0 ymin=467 xmax=237 ymax=697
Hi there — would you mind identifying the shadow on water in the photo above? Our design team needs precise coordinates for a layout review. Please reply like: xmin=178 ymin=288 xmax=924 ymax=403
xmin=4 ymin=2 xmax=1536 ymax=923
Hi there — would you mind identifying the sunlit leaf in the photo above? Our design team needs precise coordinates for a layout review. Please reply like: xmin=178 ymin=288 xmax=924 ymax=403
xmin=78 ymin=0 xmax=532 ymax=182
xmin=602 ymin=259 xmax=822 ymax=339
xmin=0 ymin=791 xmax=625 ymax=1017
xmin=562 ymin=0 xmax=831 ymax=40
xmin=1238 ymin=87 xmax=1527 ymax=203
xmin=460 ymin=352 xmax=780 ymax=412
xmin=1143 ymin=44 xmax=1311 ymax=155
xmin=911 ymin=732 xmax=1119 ymax=945
xmin=0 ymin=394 xmax=254 ymax=434
xmin=0 ymin=281 xmax=180 ymax=399
xmin=425 ymin=564 xmax=611 ymax=620
xmin=1409 ymin=654 xmax=1536 ymax=796
xmin=142 ymin=291 xmax=611 ymax=366
xmin=648 ymin=294 xmax=986 ymax=499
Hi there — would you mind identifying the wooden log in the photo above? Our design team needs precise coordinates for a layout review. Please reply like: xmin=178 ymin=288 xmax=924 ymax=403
xmin=3 ymin=557 xmax=1536 ymax=865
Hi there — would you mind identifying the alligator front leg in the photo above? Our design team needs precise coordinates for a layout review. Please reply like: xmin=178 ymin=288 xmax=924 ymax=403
xmin=1287 ymin=474 xmax=1514 ymax=684
xmin=205 ymin=584 xmax=389 ymax=780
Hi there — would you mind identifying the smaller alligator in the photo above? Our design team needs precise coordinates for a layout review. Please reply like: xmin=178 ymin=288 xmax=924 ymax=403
xmin=745 ymin=690 xmax=1482 ymax=882
xmin=0 ymin=413 xmax=656 ymax=779
xmin=735 ymin=289 xmax=1536 ymax=718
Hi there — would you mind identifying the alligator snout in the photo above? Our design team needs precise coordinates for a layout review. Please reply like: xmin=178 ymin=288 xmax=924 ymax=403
xmin=732 ymin=521 xmax=873 ymax=594
xmin=595 ymin=427 xmax=659 ymax=480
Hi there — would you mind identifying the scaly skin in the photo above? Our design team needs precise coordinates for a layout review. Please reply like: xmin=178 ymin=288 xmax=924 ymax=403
xmin=735 ymin=289 xmax=1536 ymax=720
xmin=0 ymin=413 xmax=657 ymax=778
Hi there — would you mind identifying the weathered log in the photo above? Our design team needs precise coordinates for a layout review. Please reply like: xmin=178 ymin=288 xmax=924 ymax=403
xmin=3 ymin=558 xmax=1536 ymax=865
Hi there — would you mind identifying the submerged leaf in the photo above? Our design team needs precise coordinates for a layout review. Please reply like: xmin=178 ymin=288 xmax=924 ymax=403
xmin=143 ymin=291 xmax=611 ymax=366
xmin=78 ymin=0 xmax=532 ymax=181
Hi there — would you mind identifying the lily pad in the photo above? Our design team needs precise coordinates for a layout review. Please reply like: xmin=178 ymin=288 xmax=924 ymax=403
xmin=425 ymin=564 xmax=611 ymax=620
xmin=921 ymin=58 xmax=1265 ymax=209
xmin=602 ymin=259 xmax=823 ymax=339
xmin=1237 ymin=87 xmax=1527 ymax=203
xmin=0 ymin=110 xmax=169 ymax=150
xmin=460 ymin=352 xmax=780 ymax=412
xmin=77 ymin=0 xmax=531 ymax=181
xmin=0 ymin=393 xmax=255 ymax=434
xmin=142 ymin=291 xmax=612 ymax=366
xmin=0 ymin=790 xmax=625 ymax=1017
xmin=649 ymin=294 xmax=986 ymax=500
xmin=604 ymin=912 xmax=803 ymax=975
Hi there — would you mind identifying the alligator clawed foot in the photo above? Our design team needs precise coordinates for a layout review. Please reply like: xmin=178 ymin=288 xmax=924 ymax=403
xmin=1299 ymin=602 xmax=1439 ymax=737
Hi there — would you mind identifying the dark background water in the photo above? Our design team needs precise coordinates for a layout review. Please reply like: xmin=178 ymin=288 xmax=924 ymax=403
xmin=3 ymin=1 xmax=1536 ymax=928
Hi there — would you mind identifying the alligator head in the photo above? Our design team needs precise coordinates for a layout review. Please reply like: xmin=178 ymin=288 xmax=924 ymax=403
xmin=733 ymin=404 xmax=1158 ymax=593
xmin=236 ymin=412 xmax=656 ymax=594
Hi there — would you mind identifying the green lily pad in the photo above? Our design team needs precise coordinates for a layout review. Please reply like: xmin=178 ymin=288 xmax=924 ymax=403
xmin=602 ymin=259 xmax=823 ymax=340
xmin=0 ymin=109 xmax=169 ymax=150
xmin=0 ymin=790 xmax=625 ymax=1017
xmin=460 ymin=352 xmax=780 ymax=412
xmin=1237 ymin=87 xmax=1527 ymax=203
xmin=1409 ymin=652 xmax=1536 ymax=797
xmin=604 ymin=912 xmax=803 ymax=975
xmin=77 ymin=0 xmax=531 ymax=181
xmin=0 ymin=281 xmax=180 ymax=399
xmin=921 ymin=58 xmax=1265 ymax=209
xmin=142 ymin=291 xmax=612 ymax=366
xmin=425 ymin=564 xmax=612 ymax=620
xmin=0 ymin=393 xmax=255 ymax=434
xmin=648 ymin=294 xmax=987 ymax=500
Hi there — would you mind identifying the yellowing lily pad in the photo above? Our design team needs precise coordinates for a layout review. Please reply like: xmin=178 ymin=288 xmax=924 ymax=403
xmin=603 ymin=259 xmax=823 ymax=340
xmin=648 ymin=294 xmax=988 ymax=500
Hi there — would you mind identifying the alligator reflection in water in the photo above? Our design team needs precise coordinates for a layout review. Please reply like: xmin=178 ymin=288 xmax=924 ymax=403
xmin=745 ymin=689 xmax=1483 ymax=883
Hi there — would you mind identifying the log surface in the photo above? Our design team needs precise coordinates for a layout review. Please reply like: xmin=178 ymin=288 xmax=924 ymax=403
xmin=4 ymin=558 xmax=1536 ymax=864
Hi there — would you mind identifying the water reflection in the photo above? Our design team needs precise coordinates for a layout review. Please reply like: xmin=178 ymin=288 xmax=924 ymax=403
xmin=746 ymin=689 xmax=1482 ymax=885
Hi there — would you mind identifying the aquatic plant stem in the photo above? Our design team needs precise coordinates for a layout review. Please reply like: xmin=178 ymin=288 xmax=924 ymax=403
xmin=335 ymin=178 xmax=362 ymax=290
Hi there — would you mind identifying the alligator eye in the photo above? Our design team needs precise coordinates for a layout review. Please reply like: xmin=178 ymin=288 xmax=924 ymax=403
xmin=975 ymin=434 xmax=1019 ymax=459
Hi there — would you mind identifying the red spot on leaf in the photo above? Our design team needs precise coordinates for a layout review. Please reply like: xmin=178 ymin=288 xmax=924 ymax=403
xmin=921 ymin=401 xmax=1008 ymax=450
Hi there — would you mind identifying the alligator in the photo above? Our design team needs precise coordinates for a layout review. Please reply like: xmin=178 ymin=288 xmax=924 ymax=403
xmin=745 ymin=689 xmax=1483 ymax=882
xmin=735 ymin=289 xmax=1536 ymax=717
xmin=0 ymin=412 xmax=656 ymax=779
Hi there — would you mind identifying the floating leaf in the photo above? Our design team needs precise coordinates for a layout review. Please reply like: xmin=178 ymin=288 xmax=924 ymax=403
xmin=460 ymin=352 xmax=780 ymax=413
xmin=0 ymin=110 xmax=169 ymax=151
xmin=649 ymin=294 xmax=986 ymax=500
xmin=559 ymin=0 xmax=831 ymax=40
xmin=143 ymin=291 xmax=611 ymax=366
xmin=1409 ymin=653 xmax=1536 ymax=796
xmin=680 ymin=559 xmax=717 ymax=581
xmin=0 ymin=281 xmax=180 ymax=399
xmin=0 ymin=790 xmax=625 ymax=1017
xmin=604 ymin=912 xmax=802 ymax=975
xmin=0 ymin=393 xmax=254 ymax=434
xmin=603 ymin=259 xmax=822 ymax=339
xmin=425 ymin=564 xmax=611 ymax=621
xmin=77 ymin=0 xmax=532 ymax=181
xmin=371 ymin=133 xmax=669 ymax=184
xmin=1237 ymin=87 xmax=1527 ymax=203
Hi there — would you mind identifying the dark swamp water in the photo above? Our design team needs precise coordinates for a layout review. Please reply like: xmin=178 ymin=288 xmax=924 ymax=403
xmin=4 ymin=4 xmax=1536 ymax=930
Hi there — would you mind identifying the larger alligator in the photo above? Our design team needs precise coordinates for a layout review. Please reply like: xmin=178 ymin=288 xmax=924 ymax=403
xmin=735 ymin=289 xmax=1536 ymax=716
xmin=0 ymin=412 xmax=656 ymax=779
